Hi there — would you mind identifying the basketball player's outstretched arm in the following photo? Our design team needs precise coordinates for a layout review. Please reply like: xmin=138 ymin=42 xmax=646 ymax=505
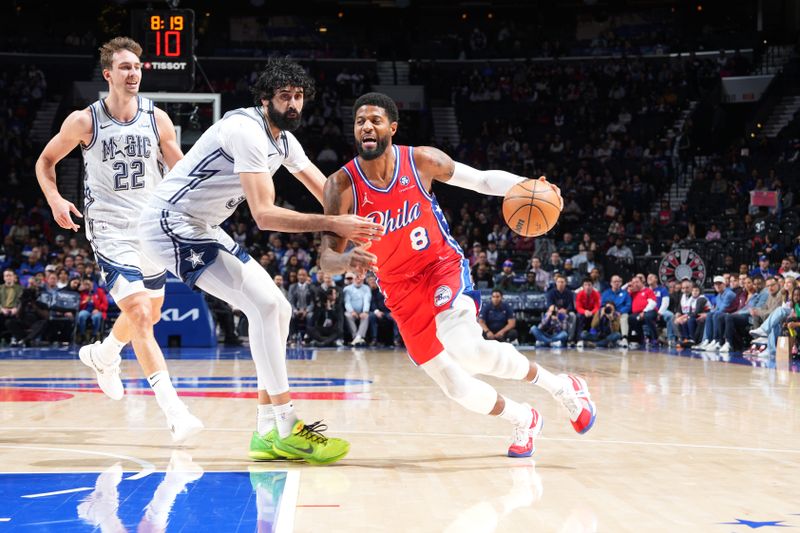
xmin=240 ymin=169 xmax=382 ymax=241
xmin=319 ymin=170 xmax=380 ymax=275
xmin=413 ymin=146 xmax=563 ymax=207
xmin=35 ymin=109 xmax=93 ymax=231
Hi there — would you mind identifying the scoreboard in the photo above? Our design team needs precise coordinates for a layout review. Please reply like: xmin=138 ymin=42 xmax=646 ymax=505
xmin=131 ymin=9 xmax=195 ymax=91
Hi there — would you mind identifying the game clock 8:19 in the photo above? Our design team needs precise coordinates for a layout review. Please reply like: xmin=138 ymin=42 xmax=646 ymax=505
xmin=131 ymin=9 xmax=195 ymax=91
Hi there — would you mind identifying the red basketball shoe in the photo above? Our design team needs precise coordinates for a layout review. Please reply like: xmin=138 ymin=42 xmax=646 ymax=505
xmin=554 ymin=374 xmax=596 ymax=434
xmin=508 ymin=407 xmax=544 ymax=458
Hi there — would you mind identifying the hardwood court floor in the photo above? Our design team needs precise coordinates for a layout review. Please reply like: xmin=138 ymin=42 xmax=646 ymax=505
xmin=0 ymin=345 xmax=798 ymax=532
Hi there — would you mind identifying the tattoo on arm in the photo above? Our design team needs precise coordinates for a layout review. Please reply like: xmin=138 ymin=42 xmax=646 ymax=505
xmin=321 ymin=171 xmax=350 ymax=254
xmin=417 ymin=146 xmax=455 ymax=183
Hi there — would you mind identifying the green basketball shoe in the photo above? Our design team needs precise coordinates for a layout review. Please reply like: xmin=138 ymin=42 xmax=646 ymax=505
xmin=272 ymin=420 xmax=350 ymax=465
xmin=249 ymin=430 xmax=300 ymax=461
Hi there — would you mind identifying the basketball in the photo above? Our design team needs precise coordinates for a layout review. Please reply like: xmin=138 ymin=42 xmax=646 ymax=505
xmin=502 ymin=179 xmax=562 ymax=237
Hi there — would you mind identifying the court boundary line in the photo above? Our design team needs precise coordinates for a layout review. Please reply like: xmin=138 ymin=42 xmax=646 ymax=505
xmin=276 ymin=471 xmax=300 ymax=533
xmin=0 ymin=442 xmax=156 ymax=492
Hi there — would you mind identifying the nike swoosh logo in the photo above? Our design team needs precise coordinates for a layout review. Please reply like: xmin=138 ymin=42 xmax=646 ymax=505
xmin=99 ymin=123 xmax=112 ymax=129
xmin=285 ymin=443 xmax=314 ymax=454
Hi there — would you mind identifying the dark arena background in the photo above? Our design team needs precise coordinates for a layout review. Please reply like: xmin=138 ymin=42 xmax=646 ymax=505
xmin=1 ymin=1 xmax=799 ymax=531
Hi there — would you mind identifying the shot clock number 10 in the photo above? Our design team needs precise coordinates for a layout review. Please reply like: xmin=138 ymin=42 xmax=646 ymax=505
xmin=131 ymin=9 xmax=195 ymax=91
xmin=149 ymin=14 xmax=185 ymax=56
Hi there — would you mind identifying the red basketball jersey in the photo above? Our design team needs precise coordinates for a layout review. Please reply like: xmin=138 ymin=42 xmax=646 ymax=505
xmin=342 ymin=145 xmax=466 ymax=285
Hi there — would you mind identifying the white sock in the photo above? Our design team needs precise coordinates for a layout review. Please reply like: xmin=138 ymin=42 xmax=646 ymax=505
xmin=148 ymin=371 xmax=180 ymax=411
xmin=531 ymin=363 xmax=563 ymax=395
xmin=98 ymin=332 xmax=126 ymax=365
xmin=273 ymin=401 xmax=299 ymax=438
xmin=498 ymin=396 xmax=533 ymax=428
xmin=257 ymin=403 xmax=275 ymax=435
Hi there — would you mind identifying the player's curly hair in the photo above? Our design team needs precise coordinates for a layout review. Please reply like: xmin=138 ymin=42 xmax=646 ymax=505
xmin=251 ymin=58 xmax=316 ymax=104
xmin=353 ymin=92 xmax=399 ymax=123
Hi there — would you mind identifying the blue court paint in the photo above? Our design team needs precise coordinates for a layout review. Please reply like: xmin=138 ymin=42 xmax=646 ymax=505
xmin=0 ymin=471 xmax=292 ymax=532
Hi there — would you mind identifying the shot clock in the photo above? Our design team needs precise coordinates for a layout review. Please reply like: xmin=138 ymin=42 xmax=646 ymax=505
xmin=131 ymin=9 xmax=195 ymax=91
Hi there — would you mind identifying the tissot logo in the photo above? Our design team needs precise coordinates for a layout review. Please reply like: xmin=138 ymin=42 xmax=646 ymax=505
xmin=144 ymin=62 xmax=188 ymax=71
xmin=161 ymin=308 xmax=200 ymax=322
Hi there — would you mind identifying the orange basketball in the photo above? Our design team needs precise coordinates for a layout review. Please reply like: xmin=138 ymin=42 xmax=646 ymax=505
xmin=502 ymin=179 xmax=562 ymax=237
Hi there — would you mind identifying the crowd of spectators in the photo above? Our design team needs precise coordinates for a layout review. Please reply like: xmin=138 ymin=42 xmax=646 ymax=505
xmin=0 ymin=18 xmax=796 ymax=354
xmin=0 ymin=64 xmax=47 ymax=188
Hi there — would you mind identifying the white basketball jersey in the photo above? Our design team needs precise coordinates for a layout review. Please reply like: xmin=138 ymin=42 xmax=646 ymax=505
xmin=151 ymin=106 xmax=311 ymax=226
xmin=82 ymin=96 xmax=165 ymax=230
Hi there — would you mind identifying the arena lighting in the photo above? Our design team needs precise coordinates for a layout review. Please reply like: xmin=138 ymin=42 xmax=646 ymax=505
xmin=696 ymin=4 xmax=702 ymax=11
xmin=338 ymin=11 xmax=344 ymax=18
xmin=757 ymin=123 xmax=762 ymax=128
xmin=319 ymin=26 xmax=328 ymax=33
xmin=461 ymin=13 xmax=467 ymax=20
xmin=488 ymin=12 xmax=493 ymax=19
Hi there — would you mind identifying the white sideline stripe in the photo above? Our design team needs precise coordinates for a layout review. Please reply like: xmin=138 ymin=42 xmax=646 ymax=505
xmin=22 ymin=487 xmax=93 ymax=499
xmin=275 ymin=471 xmax=300 ymax=533
xmin=0 ymin=444 xmax=155 ymax=493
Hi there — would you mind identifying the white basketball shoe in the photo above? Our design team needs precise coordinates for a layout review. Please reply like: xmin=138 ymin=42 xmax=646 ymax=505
xmin=78 ymin=342 xmax=124 ymax=400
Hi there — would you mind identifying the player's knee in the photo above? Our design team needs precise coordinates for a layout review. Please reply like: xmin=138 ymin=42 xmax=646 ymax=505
xmin=438 ymin=326 xmax=481 ymax=361
xmin=126 ymin=301 xmax=152 ymax=329
xmin=437 ymin=364 xmax=471 ymax=400
xmin=244 ymin=290 xmax=288 ymax=321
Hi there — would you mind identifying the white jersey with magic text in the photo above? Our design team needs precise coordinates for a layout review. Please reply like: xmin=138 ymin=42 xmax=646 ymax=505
xmin=151 ymin=106 xmax=311 ymax=226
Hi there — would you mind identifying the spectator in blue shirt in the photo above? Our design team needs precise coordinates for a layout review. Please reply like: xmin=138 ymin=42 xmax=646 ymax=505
xmin=697 ymin=275 xmax=737 ymax=350
xmin=479 ymin=289 xmax=518 ymax=344
xmin=720 ymin=276 xmax=763 ymax=351
xmin=749 ymin=255 xmax=776 ymax=280
xmin=15 ymin=247 xmax=45 ymax=279
xmin=601 ymin=274 xmax=632 ymax=347
xmin=343 ymin=273 xmax=371 ymax=346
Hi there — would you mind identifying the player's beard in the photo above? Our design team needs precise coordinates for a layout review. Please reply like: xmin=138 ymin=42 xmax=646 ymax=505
xmin=356 ymin=135 xmax=390 ymax=161
xmin=267 ymin=101 xmax=302 ymax=132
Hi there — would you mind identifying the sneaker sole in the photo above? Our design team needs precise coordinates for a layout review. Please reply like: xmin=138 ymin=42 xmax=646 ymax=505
xmin=570 ymin=376 xmax=597 ymax=435
xmin=272 ymin=443 xmax=350 ymax=465
xmin=249 ymin=450 xmax=303 ymax=461
xmin=577 ymin=399 xmax=597 ymax=435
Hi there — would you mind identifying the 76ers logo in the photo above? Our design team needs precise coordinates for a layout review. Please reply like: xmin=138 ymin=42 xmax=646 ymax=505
xmin=434 ymin=285 xmax=453 ymax=307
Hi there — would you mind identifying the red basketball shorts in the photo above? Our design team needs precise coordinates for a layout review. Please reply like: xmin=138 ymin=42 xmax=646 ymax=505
xmin=380 ymin=258 xmax=480 ymax=365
